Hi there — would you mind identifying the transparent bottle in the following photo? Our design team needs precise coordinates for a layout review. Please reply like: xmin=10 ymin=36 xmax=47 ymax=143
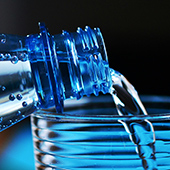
xmin=0 ymin=23 xmax=112 ymax=131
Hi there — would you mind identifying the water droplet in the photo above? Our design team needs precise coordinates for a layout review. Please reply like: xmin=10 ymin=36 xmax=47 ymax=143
xmin=16 ymin=111 xmax=21 ymax=116
xmin=11 ymin=56 xmax=18 ymax=64
xmin=0 ymin=34 xmax=6 ymax=44
xmin=0 ymin=54 xmax=4 ymax=60
xmin=22 ymin=101 xmax=27 ymax=107
xmin=1 ymin=86 xmax=6 ymax=91
xmin=34 ymin=101 xmax=41 ymax=109
xmin=9 ymin=93 xmax=15 ymax=101
xmin=19 ymin=53 xmax=28 ymax=62
xmin=1 ymin=39 xmax=6 ymax=43
xmin=16 ymin=94 xmax=22 ymax=100
xmin=0 ymin=117 xmax=3 ymax=123
xmin=4 ymin=53 xmax=11 ymax=60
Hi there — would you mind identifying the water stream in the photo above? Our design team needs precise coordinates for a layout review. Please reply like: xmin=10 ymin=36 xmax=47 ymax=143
xmin=110 ymin=68 xmax=157 ymax=170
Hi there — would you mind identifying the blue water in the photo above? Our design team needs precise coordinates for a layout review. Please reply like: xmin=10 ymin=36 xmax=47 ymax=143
xmin=1 ymin=25 xmax=169 ymax=170
xmin=1 ymin=56 xmax=170 ymax=169
xmin=31 ymin=95 xmax=170 ymax=170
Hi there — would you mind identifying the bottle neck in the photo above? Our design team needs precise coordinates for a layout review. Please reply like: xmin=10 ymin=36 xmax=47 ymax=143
xmin=26 ymin=23 xmax=112 ymax=113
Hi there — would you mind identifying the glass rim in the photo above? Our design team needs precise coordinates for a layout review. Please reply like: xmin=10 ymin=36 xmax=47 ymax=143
xmin=33 ymin=95 xmax=170 ymax=122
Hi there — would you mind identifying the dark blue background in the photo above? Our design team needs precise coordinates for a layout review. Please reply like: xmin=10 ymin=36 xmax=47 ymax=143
xmin=0 ymin=1 xmax=170 ymax=169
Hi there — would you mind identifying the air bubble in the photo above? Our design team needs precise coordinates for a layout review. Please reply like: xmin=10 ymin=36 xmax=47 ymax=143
xmin=16 ymin=94 xmax=22 ymax=100
xmin=1 ymin=86 xmax=6 ymax=91
xmin=1 ymin=39 xmax=6 ymax=44
xmin=0 ymin=34 xmax=6 ymax=44
xmin=34 ymin=101 xmax=41 ymax=109
xmin=0 ymin=54 xmax=4 ymax=60
xmin=19 ymin=53 xmax=28 ymax=62
xmin=9 ymin=120 xmax=13 ymax=123
xmin=16 ymin=111 xmax=21 ymax=116
xmin=11 ymin=56 xmax=18 ymax=64
xmin=22 ymin=101 xmax=27 ymax=107
xmin=9 ymin=93 xmax=16 ymax=101
xmin=4 ymin=53 xmax=11 ymax=60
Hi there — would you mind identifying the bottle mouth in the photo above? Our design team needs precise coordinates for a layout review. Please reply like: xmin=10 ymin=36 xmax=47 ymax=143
xmin=26 ymin=23 xmax=112 ymax=113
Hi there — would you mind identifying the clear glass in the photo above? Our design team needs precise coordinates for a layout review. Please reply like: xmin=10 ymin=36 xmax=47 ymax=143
xmin=31 ymin=94 xmax=170 ymax=170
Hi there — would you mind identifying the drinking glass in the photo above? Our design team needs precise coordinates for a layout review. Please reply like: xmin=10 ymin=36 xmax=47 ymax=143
xmin=31 ymin=94 xmax=170 ymax=170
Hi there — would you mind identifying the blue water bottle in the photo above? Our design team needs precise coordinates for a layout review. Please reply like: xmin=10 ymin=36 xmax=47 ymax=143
xmin=0 ymin=23 xmax=112 ymax=131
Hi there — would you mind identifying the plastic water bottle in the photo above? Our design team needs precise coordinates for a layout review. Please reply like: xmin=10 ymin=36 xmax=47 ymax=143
xmin=0 ymin=23 xmax=112 ymax=131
